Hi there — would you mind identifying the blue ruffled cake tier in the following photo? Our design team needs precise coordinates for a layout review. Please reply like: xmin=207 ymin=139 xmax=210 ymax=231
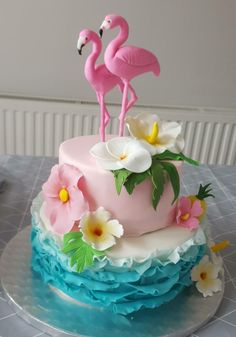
xmin=31 ymin=211 xmax=206 ymax=315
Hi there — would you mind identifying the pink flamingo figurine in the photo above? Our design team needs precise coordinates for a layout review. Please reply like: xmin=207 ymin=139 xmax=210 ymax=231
xmin=77 ymin=29 xmax=133 ymax=142
xmin=99 ymin=14 xmax=160 ymax=136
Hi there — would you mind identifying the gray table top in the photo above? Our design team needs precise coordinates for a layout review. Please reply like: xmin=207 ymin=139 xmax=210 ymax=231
xmin=0 ymin=155 xmax=235 ymax=337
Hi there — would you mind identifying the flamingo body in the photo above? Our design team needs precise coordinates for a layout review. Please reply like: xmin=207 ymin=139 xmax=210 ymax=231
xmin=85 ymin=63 xmax=123 ymax=95
xmin=77 ymin=29 xmax=124 ymax=141
xmin=100 ymin=15 xmax=160 ymax=135
xmin=107 ymin=45 xmax=160 ymax=80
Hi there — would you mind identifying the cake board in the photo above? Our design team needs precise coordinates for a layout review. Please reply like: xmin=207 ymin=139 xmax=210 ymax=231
xmin=0 ymin=226 xmax=224 ymax=337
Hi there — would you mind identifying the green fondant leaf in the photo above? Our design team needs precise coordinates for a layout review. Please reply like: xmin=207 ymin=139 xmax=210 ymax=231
xmin=75 ymin=251 xmax=90 ymax=273
xmin=62 ymin=232 xmax=106 ymax=273
xmin=150 ymin=163 xmax=165 ymax=209
xmin=124 ymin=170 xmax=150 ymax=195
xmin=70 ymin=247 xmax=83 ymax=268
xmin=160 ymin=162 xmax=180 ymax=204
xmin=152 ymin=150 xmax=199 ymax=166
xmin=152 ymin=150 xmax=179 ymax=161
xmin=151 ymin=163 xmax=164 ymax=189
xmin=179 ymin=152 xmax=199 ymax=166
xmin=112 ymin=168 xmax=133 ymax=195
xmin=85 ymin=249 xmax=94 ymax=267
xmin=152 ymin=187 xmax=161 ymax=210
xmin=63 ymin=231 xmax=82 ymax=246
xmin=74 ymin=244 xmax=95 ymax=273
xmin=61 ymin=239 xmax=82 ymax=254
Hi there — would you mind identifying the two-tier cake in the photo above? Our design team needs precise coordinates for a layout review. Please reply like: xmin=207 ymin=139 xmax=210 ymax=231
xmin=31 ymin=14 xmax=223 ymax=316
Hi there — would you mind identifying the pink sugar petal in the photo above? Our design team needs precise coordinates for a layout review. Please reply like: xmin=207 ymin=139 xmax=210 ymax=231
xmin=183 ymin=216 xmax=199 ymax=230
xmin=42 ymin=163 xmax=88 ymax=235
xmin=59 ymin=164 xmax=82 ymax=188
xmin=68 ymin=187 xmax=89 ymax=221
xmin=49 ymin=164 xmax=60 ymax=182
xmin=42 ymin=164 xmax=61 ymax=197
xmin=52 ymin=202 xmax=74 ymax=234
xmin=179 ymin=196 xmax=192 ymax=214
xmin=191 ymin=200 xmax=203 ymax=217
xmin=44 ymin=198 xmax=62 ymax=224
xmin=44 ymin=197 xmax=61 ymax=211
xmin=42 ymin=180 xmax=61 ymax=198
xmin=176 ymin=209 xmax=182 ymax=225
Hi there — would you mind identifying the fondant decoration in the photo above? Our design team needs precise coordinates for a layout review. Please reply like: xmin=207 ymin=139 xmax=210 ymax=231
xmin=32 ymin=193 xmax=206 ymax=268
xmin=90 ymin=137 xmax=152 ymax=173
xmin=79 ymin=207 xmax=124 ymax=251
xmin=176 ymin=197 xmax=203 ymax=230
xmin=77 ymin=30 xmax=133 ymax=142
xmin=191 ymin=255 xmax=222 ymax=297
xmin=112 ymin=160 xmax=180 ymax=209
xmin=99 ymin=15 xmax=160 ymax=136
xmin=42 ymin=164 xmax=89 ymax=235
xmin=31 ymin=198 xmax=206 ymax=314
xmin=189 ymin=183 xmax=214 ymax=221
xmin=151 ymin=150 xmax=199 ymax=166
xmin=59 ymin=136 xmax=183 ymax=237
xmin=126 ymin=112 xmax=184 ymax=154
xmin=62 ymin=231 xmax=105 ymax=272
xmin=211 ymin=240 xmax=230 ymax=253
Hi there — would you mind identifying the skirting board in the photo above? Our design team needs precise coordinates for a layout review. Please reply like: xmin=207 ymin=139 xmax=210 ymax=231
xmin=0 ymin=97 xmax=235 ymax=165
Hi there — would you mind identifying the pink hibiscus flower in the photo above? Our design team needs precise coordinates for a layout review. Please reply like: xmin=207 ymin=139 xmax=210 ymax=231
xmin=176 ymin=196 xmax=203 ymax=230
xmin=42 ymin=164 xmax=89 ymax=235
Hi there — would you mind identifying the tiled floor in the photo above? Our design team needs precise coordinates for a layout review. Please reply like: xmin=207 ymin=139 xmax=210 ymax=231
xmin=0 ymin=155 xmax=236 ymax=337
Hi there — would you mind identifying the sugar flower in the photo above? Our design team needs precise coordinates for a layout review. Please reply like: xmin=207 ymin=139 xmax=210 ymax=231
xmin=176 ymin=196 xmax=203 ymax=230
xmin=191 ymin=255 xmax=222 ymax=297
xmin=90 ymin=137 xmax=151 ymax=173
xmin=42 ymin=164 xmax=89 ymax=235
xmin=79 ymin=207 xmax=124 ymax=251
xmin=126 ymin=112 xmax=184 ymax=155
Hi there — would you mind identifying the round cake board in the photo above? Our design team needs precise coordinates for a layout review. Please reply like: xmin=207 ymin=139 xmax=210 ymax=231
xmin=0 ymin=227 xmax=224 ymax=337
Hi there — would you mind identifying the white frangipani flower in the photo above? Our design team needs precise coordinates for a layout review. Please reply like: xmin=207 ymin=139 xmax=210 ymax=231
xmin=126 ymin=112 xmax=185 ymax=155
xmin=90 ymin=137 xmax=152 ymax=173
xmin=79 ymin=207 xmax=124 ymax=251
xmin=191 ymin=255 xmax=222 ymax=297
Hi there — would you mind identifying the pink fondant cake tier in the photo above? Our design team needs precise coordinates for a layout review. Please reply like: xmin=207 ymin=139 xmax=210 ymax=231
xmin=59 ymin=135 xmax=182 ymax=237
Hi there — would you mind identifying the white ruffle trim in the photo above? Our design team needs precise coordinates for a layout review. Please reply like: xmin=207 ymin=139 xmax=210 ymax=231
xmin=31 ymin=193 xmax=207 ymax=270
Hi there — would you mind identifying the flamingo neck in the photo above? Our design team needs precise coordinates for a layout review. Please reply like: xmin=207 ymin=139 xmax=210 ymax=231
xmin=84 ymin=40 xmax=102 ymax=80
xmin=105 ymin=20 xmax=129 ymax=60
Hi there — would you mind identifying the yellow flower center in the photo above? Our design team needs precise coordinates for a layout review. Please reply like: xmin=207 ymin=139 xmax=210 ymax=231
xmin=145 ymin=122 xmax=159 ymax=145
xmin=200 ymin=272 xmax=207 ymax=280
xmin=119 ymin=154 xmax=127 ymax=161
xmin=59 ymin=188 xmax=69 ymax=203
xmin=85 ymin=221 xmax=106 ymax=242
xmin=181 ymin=213 xmax=190 ymax=221
xmin=93 ymin=226 xmax=103 ymax=237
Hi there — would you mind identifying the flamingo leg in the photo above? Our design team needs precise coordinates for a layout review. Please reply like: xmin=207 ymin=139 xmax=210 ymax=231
xmin=97 ymin=92 xmax=110 ymax=128
xmin=96 ymin=93 xmax=106 ymax=141
xmin=126 ymin=84 xmax=138 ymax=112
xmin=104 ymin=105 xmax=110 ymax=127
xmin=119 ymin=81 xmax=129 ymax=136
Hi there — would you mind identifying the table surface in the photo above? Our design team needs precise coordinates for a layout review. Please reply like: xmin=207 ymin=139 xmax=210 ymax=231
xmin=0 ymin=155 xmax=235 ymax=337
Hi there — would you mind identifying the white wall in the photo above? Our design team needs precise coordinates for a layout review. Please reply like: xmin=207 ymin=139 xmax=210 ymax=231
xmin=0 ymin=0 xmax=236 ymax=109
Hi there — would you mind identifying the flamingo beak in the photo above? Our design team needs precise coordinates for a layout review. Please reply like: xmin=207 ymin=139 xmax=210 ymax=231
xmin=99 ymin=28 xmax=103 ymax=38
xmin=78 ymin=44 xmax=85 ymax=55
xmin=77 ymin=38 xmax=85 ymax=55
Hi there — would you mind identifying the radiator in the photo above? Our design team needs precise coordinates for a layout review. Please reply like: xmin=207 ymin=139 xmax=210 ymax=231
xmin=0 ymin=97 xmax=235 ymax=165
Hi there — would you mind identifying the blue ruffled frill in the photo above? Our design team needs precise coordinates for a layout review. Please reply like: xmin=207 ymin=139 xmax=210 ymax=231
xmin=31 ymin=214 xmax=206 ymax=315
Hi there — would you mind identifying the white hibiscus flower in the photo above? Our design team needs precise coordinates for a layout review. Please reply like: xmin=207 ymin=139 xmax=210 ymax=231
xmin=191 ymin=255 xmax=222 ymax=297
xmin=79 ymin=207 xmax=123 ymax=251
xmin=90 ymin=137 xmax=152 ymax=173
xmin=126 ymin=112 xmax=185 ymax=155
